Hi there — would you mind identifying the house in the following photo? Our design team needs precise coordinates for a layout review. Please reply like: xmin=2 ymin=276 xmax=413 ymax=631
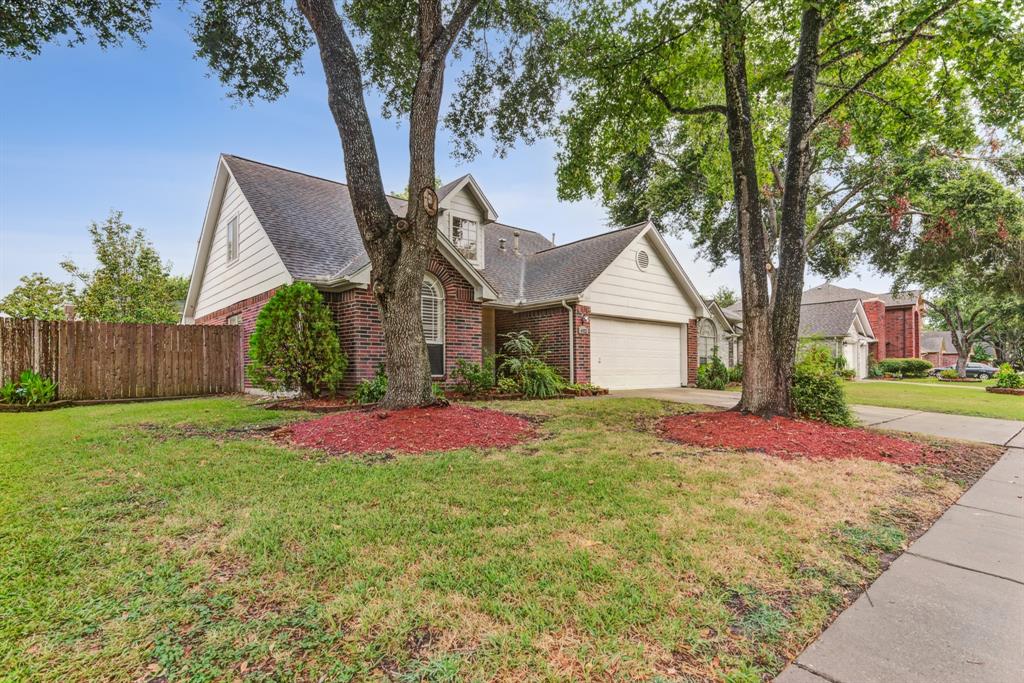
xmin=921 ymin=330 xmax=958 ymax=367
xmin=699 ymin=299 xmax=742 ymax=368
xmin=801 ymin=283 xmax=923 ymax=361
xmin=182 ymin=155 xmax=711 ymax=392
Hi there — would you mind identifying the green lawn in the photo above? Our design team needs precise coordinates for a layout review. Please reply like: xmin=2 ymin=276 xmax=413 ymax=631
xmin=0 ymin=397 xmax=990 ymax=682
xmin=842 ymin=380 xmax=1024 ymax=421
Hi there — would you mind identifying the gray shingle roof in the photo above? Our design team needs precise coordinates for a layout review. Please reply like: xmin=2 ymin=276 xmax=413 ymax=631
xmin=223 ymin=155 xmax=409 ymax=281
xmin=801 ymin=283 xmax=919 ymax=307
xmin=798 ymin=299 xmax=865 ymax=338
xmin=920 ymin=330 xmax=952 ymax=353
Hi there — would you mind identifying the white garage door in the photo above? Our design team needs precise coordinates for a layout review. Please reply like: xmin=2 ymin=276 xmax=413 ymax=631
xmin=590 ymin=316 xmax=683 ymax=390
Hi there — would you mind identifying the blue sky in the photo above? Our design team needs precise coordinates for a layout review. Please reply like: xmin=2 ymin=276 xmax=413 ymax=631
xmin=0 ymin=5 xmax=890 ymax=298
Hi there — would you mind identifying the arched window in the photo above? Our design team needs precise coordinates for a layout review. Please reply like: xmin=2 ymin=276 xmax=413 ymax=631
xmin=697 ymin=318 xmax=718 ymax=366
xmin=421 ymin=274 xmax=445 ymax=376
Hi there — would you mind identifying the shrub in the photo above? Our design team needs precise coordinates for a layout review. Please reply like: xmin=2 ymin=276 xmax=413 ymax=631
xmin=995 ymin=363 xmax=1023 ymax=389
xmin=248 ymin=283 xmax=347 ymax=397
xmin=939 ymin=368 xmax=959 ymax=380
xmin=792 ymin=344 xmax=854 ymax=426
xmin=499 ymin=330 xmax=565 ymax=399
xmin=496 ymin=376 xmax=519 ymax=394
xmin=353 ymin=364 xmax=388 ymax=404
xmin=868 ymin=360 xmax=882 ymax=378
xmin=451 ymin=355 xmax=496 ymax=395
xmin=972 ymin=343 xmax=993 ymax=363
xmin=877 ymin=357 xmax=932 ymax=378
xmin=728 ymin=363 xmax=743 ymax=384
xmin=696 ymin=352 xmax=729 ymax=390
xmin=0 ymin=370 xmax=57 ymax=405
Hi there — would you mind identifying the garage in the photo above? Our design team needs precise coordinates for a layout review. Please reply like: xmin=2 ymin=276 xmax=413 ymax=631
xmin=590 ymin=316 xmax=684 ymax=390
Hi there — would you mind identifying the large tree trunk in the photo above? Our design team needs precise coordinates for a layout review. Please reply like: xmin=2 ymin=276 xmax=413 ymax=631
xmin=717 ymin=0 xmax=781 ymax=415
xmin=768 ymin=6 xmax=824 ymax=410
xmin=296 ymin=0 xmax=477 ymax=408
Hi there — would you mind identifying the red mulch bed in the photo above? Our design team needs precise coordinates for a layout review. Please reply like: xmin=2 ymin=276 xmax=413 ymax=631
xmin=657 ymin=411 xmax=939 ymax=464
xmin=277 ymin=405 xmax=535 ymax=454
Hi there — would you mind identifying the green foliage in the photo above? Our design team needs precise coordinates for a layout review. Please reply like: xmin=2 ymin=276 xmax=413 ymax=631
xmin=939 ymin=369 xmax=959 ymax=380
xmin=877 ymin=358 xmax=933 ymax=378
xmin=1 ymin=0 xmax=157 ymax=59
xmin=247 ymin=283 xmax=347 ymax=397
xmin=728 ymin=364 xmax=743 ymax=384
xmin=712 ymin=286 xmax=738 ymax=309
xmin=792 ymin=345 xmax=854 ymax=426
xmin=451 ymin=355 xmax=497 ymax=395
xmin=971 ymin=343 xmax=993 ymax=363
xmin=0 ymin=370 xmax=57 ymax=405
xmin=496 ymin=376 xmax=520 ymax=394
xmin=354 ymin=364 xmax=388 ymax=405
xmin=995 ymin=363 xmax=1023 ymax=389
xmin=696 ymin=352 xmax=729 ymax=391
xmin=60 ymin=211 xmax=188 ymax=323
xmin=868 ymin=361 xmax=882 ymax=379
xmin=499 ymin=331 xmax=566 ymax=399
xmin=0 ymin=273 xmax=74 ymax=320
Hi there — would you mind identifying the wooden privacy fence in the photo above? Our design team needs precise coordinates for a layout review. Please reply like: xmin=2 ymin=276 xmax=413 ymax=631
xmin=0 ymin=318 xmax=242 ymax=400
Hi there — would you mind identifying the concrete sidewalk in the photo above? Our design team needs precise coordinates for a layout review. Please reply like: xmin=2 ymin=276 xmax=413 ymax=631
xmin=775 ymin=447 xmax=1024 ymax=683
xmin=613 ymin=387 xmax=1024 ymax=446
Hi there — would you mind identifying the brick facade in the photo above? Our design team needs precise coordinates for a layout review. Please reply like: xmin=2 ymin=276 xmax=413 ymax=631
xmin=324 ymin=253 xmax=483 ymax=393
xmin=494 ymin=303 xmax=590 ymax=384
xmin=686 ymin=318 xmax=698 ymax=386
xmin=923 ymin=351 xmax=958 ymax=367
xmin=884 ymin=305 xmax=920 ymax=358
xmin=861 ymin=299 xmax=886 ymax=361
xmin=194 ymin=288 xmax=278 ymax=388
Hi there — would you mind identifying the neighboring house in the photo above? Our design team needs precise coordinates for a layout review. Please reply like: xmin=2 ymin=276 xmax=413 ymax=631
xmin=798 ymin=299 xmax=875 ymax=378
xmin=921 ymin=330 xmax=958 ymax=367
xmin=700 ymin=299 xmax=742 ymax=368
xmin=182 ymin=155 xmax=711 ymax=392
xmin=801 ymin=283 xmax=923 ymax=361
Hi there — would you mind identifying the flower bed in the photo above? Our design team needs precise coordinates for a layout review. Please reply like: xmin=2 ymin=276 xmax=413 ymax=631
xmin=657 ymin=411 xmax=940 ymax=464
xmin=277 ymin=405 xmax=536 ymax=454
xmin=938 ymin=377 xmax=982 ymax=383
xmin=986 ymin=386 xmax=1024 ymax=396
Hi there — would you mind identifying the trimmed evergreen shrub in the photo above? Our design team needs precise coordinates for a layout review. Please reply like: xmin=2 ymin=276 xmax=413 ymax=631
xmin=877 ymin=358 xmax=932 ymax=378
xmin=728 ymin=363 xmax=743 ymax=383
xmin=247 ymin=282 xmax=347 ymax=397
xmin=792 ymin=344 xmax=855 ymax=426
xmin=696 ymin=352 xmax=729 ymax=390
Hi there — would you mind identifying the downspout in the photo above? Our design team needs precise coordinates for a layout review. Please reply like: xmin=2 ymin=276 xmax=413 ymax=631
xmin=560 ymin=299 xmax=574 ymax=384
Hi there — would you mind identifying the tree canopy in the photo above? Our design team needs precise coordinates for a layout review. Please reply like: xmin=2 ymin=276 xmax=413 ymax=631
xmin=61 ymin=211 xmax=188 ymax=323
xmin=0 ymin=273 xmax=74 ymax=320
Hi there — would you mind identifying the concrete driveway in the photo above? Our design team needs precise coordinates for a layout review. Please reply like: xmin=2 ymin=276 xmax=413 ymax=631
xmin=613 ymin=387 xmax=1024 ymax=446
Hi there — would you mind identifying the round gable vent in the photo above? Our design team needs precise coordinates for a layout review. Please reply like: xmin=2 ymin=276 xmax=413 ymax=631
xmin=636 ymin=249 xmax=650 ymax=271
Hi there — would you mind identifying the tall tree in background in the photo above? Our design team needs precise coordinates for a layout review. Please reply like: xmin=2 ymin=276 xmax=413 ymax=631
xmin=4 ymin=0 xmax=560 ymax=408
xmin=548 ymin=0 xmax=1023 ymax=415
xmin=0 ymin=273 xmax=74 ymax=320
xmin=711 ymin=285 xmax=737 ymax=309
xmin=61 ymin=211 xmax=188 ymax=323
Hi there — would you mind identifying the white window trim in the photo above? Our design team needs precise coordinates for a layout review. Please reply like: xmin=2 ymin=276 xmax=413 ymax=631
xmin=225 ymin=214 xmax=240 ymax=265
xmin=448 ymin=212 xmax=483 ymax=267
xmin=421 ymin=274 xmax=445 ymax=377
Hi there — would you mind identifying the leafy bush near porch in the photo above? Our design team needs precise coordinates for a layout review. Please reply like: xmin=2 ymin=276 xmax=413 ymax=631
xmin=792 ymin=344 xmax=855 ymax=426
xmin=451 ymin=355 xmax=497 ymax=395
xmin=247 ymin=282 xmax=348 ymax=397
xmin=995 ymin=363 xmax=1023 ymax=389
xmin=877 ymin=357 xmax=933 ymax=378
xmin=940 ymin=369 xmax=959 ymax=380
xmin=0 ymin=370 xmax=57 ymax=406
xmin=353 ymin=364 xmax=388 ymax=404
xmin=728 ymin=363 xmax=743 ymax=383
xmin=499 ymin=331 xmax=565 ymax=398
xmin=697 ymin=352 xmax=729 ymax=390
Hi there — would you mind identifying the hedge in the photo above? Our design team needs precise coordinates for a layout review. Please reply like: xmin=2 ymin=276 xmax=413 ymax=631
xmin=877 ymin=357 xmax=933 ymax=377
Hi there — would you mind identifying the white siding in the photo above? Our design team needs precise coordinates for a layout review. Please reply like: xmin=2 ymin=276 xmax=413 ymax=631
xmin=582 ymin=233 xmax=697 ymax=323
xmin=444 ymin=186 xmax=486 ymax=268
xmin=193 ymin=175 xmax=292 ymax=319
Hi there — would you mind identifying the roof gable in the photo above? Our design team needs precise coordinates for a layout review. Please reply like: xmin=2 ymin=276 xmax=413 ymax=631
xmin=437 ymin=174 xmax=497 ymax=222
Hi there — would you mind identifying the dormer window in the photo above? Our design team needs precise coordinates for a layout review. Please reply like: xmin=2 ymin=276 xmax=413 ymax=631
xmin=451 ymin=216 xmax=479 ymax=262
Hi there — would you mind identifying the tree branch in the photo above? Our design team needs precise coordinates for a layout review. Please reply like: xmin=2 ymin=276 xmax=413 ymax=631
xmin=817 ymin=80 xmax=914 ymax=119
xmin=646 ymin=83 xmax=727 ymax=117
xmin=808 ymin=0 xmax=958 ymax=135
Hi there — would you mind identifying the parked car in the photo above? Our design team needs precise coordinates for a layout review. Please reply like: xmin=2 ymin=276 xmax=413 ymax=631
xmin=929 ymin=362 xmax=1000 ymax=379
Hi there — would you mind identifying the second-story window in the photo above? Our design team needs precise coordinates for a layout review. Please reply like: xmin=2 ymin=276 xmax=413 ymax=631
xmin=226 ymin=216 xmax=239 ymax=263
xmin=451 ymin=216 xmax=478 ymax=262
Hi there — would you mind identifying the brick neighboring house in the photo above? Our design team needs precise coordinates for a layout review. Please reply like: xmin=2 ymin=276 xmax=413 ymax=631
xmin=800 ymin=284 xmax=924 ymax=361
xmin=182 ymin=155 xmax=710 ymax=392
xmin=921 ymin=330 xmax=959 ymax=367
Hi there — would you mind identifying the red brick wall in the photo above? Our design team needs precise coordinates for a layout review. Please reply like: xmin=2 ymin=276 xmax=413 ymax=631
xmin=194 ymin=288 xmax=277 ymax=388
xmin=862 ymin=299 xmax=887 ymax=361
xmin=923 ymin=352 xmax=958 ymax=367
xmin=324 ymin=253 xmax=483 ymax=393
xmin=687 ymin=318 xmax=698 ymax=386
xmin=494 ymin=303 xmax=590 ymax=383
xmin=884 ymin=305 xmax=919 ymax=358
